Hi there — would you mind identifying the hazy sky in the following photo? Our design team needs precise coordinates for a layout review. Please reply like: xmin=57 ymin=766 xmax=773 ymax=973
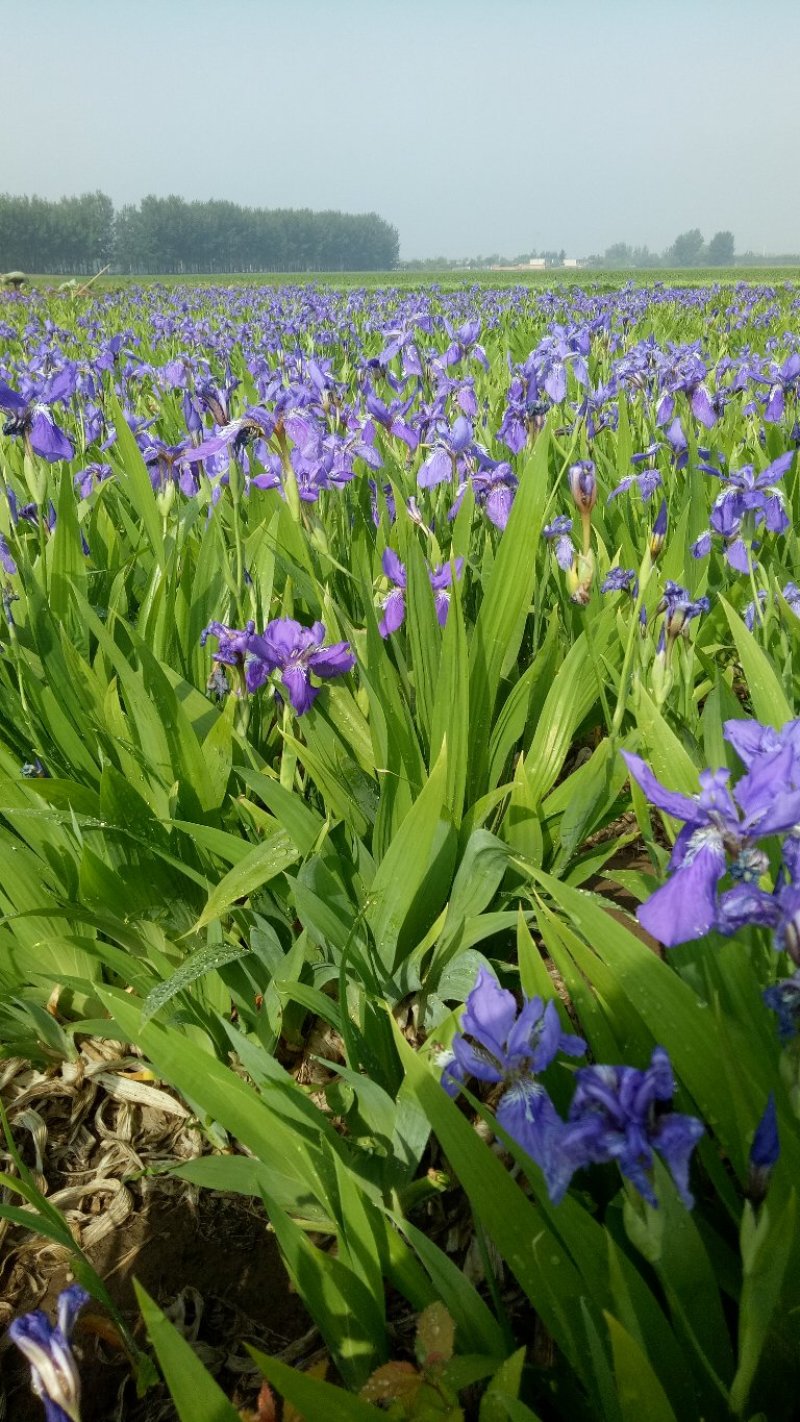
xmin=3 ymin=0 xmax=799 ymax=259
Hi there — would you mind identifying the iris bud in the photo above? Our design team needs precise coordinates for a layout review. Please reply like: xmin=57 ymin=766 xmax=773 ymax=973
xmin=156 ymin=480 xmax=176 ymax=518
xmin=651 ymin=629 xmax=673 ymax=706
xmin=568 ymin=460 xmax=597 ymax=514
xmin=650 ymin=499 xmax=668 ymax=559
xmin=567 ymin=549 xmax=595 ymax=605
xmin=747 ymin=1094 xmax=779 ymax=1205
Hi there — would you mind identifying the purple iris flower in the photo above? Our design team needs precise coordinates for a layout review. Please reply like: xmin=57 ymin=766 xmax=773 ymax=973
xmin=601 ymin=567 xmax=637 ymax=595
xmin=783 ymin=582 xmax=800 ymax=618
xmin=74 ymin=462 xmax=112 ymax=500
xmin=622 ymin=737 xmax=800 ymax=947
xmin=429 ymin=558 xmax=465 ymax=625
xmin=658 ymin=581 xmax=710 ymax=639
xmin=442 ymin=318 xmax=488 ymax=370
xmin=378 ymin=548 xmax=407 ymax=637
xmin=690 ymin=383 xmax=717 ymax=428
xmin=0 ymin=532 xmax=17 ymax=575
xmin=771 ymin=882 xmax=800 ymax=964
xmin=607 ymin=467 xmax=662 ymax=503
xmin=714 ymin=879 xmax=778 ymax=937
xmin=417 ymin=415 xmax=473 ymax=489
xmin=364 ymin=389 xmax=419 ymax=451
xmin=722 ymin=716 xmax=800 ymax=770
xmin=369 ymin=481 xmax=396 ymax=527
xmin=764 ymin=971 xmax=800 ymax=1041
xmin=756 ymin=352 xmax=800 ymax=424
xmin=744 ymin=590 xmax=768 ymax=630
xmin=498 ymin=372 xmax=549 ymax=453
xmin=693 ymin=452 xmax=793 ymax=572
xmin=441 ymin=969 xmax=585 ymax=1194
xmin=556 ymin=1048 xmax=704 ymax=1208
xmin=466 ymin=461 xmax=519 ymax=531
xmin=201 ymin=619 xmax=255 ymax=669
xmin=378 ymin=549 xmax=464 ymax=635
xmin=141 ymin=437 xmax=198 ymax=497
xmin=196 ymin=375 xmax=237 ymax=427
xmin=0 ymin=381 xmax=75 ymax=462
xmin=664 ymin=417 xmax=688 ymax=466
xmin=543 ymin=516 xmax=575 ymax=571
xmin=182 ymin=406 xmax=278 ymax=464
xmin=245 ymin=618 xmax=355 ymax=713
xmin=9 ymin=1283 xmax=88 ymax=1422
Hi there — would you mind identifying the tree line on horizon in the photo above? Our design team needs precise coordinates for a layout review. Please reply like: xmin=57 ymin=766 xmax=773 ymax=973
xmin=402 ymin=230 xmax=800 ymax=271
xmin=591 ymin=229 xmax=736 ymax=268
xmin=0 ymin=192 xmax=400 ymax=274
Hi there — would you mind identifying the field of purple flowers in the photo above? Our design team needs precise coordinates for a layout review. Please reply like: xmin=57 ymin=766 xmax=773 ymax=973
xmin=1 ymin=276 xmax=800 ymax=1420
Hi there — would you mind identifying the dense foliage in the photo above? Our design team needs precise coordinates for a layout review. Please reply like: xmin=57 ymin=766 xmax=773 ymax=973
xmin=0 ymin=192 xmax=400 ymax=274
xmin=2 ymin=275 xmax=800 ymax=1420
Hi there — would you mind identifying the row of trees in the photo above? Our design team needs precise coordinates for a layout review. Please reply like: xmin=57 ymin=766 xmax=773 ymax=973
xmin=402 ymin=234 xmax=745 ymax=271
xmin=0 ymin=192 xmax=400 ymax=274
xmin=591 ymin=230 xmax=736 ymax=268
xmin=401 ymin=249 xmax=568 ymax=270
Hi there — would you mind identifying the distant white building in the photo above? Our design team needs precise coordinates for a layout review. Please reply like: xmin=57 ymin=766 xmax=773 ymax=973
xmin=563 ymin=258 xmax=579 ymax=268
xmin=528 ymin=257 xmax=546 ymax=268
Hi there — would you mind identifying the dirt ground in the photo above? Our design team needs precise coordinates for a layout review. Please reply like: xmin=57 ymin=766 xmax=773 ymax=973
xmin=0 ymin=1047 xmax=310 ymax=1420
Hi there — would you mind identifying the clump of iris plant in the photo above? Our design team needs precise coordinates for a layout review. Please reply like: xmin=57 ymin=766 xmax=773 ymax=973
xmin=440 ymin=969 xmax=703 ymax=1209
xmin=9 ymin=1284 xmax=88 ymax=1422
xmin=202 ymin=616 xmax=355 ymax=714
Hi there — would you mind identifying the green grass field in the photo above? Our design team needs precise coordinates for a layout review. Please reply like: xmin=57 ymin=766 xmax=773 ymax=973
xmin=17 ymin=265 xmax=800 ymax=293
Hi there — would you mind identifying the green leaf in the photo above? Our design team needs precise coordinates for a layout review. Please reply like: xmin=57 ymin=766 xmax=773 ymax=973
xmin=141 ymin=940 xmax=249 ymax=1025
xmin=605 ymin=1312 xmax=678 ymax=1422
xmin=106 ymin=385 xmax=167 ymax=571
xmin=403 ymin=529 xmax=442 ymax=742
xmin=430 ymin=563 xmax=469 ymax=820
xmin=134 ymin=1282 xmax=241 ymax=1422
xmin=634 ymin=684 xmax=704 ymax=797
xmin=260 ymin=1188 xmax=386 ymax=1389
xmin=98 ymin=988 xmax=334 ymax=1215
xmin=366 ymin=744 xmax=450 ymax=966
xmin=199 ymin=695 xmax=236 ymax=810
xmin=193 ymin=829 xmax=298 ymax=930
xmin=480 ymin=1349 xmax=532 ymax=1422
xmin=250 ymin=1348 xmax=384 ymax=1420
xmin=398 ymin=1218 xmax=507 ymax=1360
xmin=722 ymin=598 xmax=794 ymax=725
xmin=488 ymin=615 xmax=559 ymax=791
xmin=468 ymin=428 xmax=551 ymax=795
xmin=236 ymin=767 xmax=325 ymax=855
xmin=51 ymin=465 xmax=86 ymax=622
xmin=525 ymin=616 xmax=614 ymax=806
xmin=730 ymin=1190 xmax=796 ymax=1415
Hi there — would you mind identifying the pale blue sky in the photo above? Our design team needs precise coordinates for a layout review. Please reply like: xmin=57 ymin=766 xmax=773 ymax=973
xmin=3 ymin=0 xmax=798 ymax=258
